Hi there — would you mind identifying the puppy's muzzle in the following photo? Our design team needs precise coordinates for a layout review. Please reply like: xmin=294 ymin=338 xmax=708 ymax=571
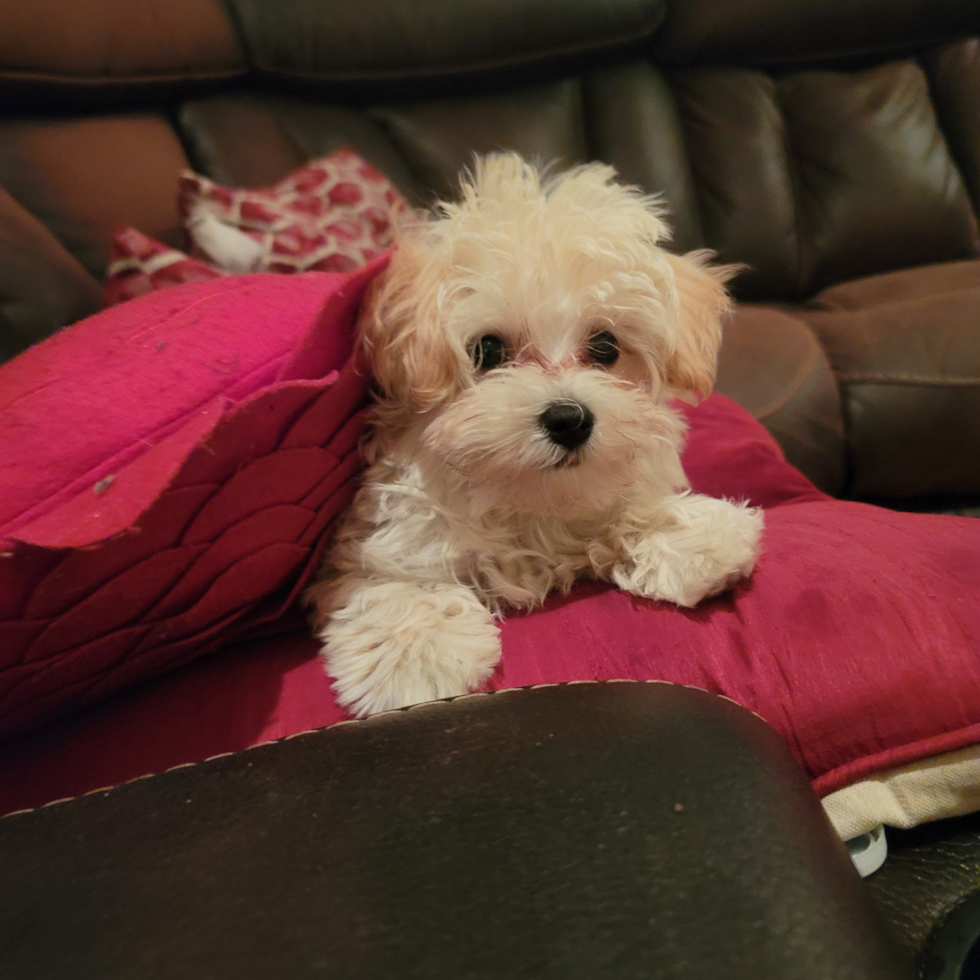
xmin=540 ymin=401 xmax=594 ymax=451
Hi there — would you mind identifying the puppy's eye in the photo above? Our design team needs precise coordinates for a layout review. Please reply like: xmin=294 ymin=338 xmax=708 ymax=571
xmin=472 ymin=334 xmax=507 ymax=371
xmin=586 ymin=331 xmax=619 ymax=366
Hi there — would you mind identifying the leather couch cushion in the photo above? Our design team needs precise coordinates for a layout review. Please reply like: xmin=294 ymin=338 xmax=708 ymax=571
xmin=178 ymin=56 xmax=979 ymax=301
xmin=0 ymin=187 xmax=101 ymax=359
xmin=0 ymin=0 xmax=244 ymax=110
xmin=801 ymin=260 xmax=980 ymax=498
xmin=178 ymin=95 xmax=427 ymax=205
xmin=369 ymin=78 xmax=591 ymax=201
xmin=655 ymin=0 xmax=980 ymax=67
xmin=178 ymin=84 xmax=595 ymax=209
xmin=584 ymin=61 xmax=704 ymax=254
xmin=674 ymin=60 xmax=980 ymax=301
xmin=0 ymin=685 xmax=913 ymax=980
xmin=777 ymin=63 xmax=978 ymax=293
xmin=926 ymin=38 xmax=980 ymax=217
xmin=226 ymin=0 xmax=665 ymax=95
xmin=1 ymin=50 xmax=974 ymax=324
xmin=673 ymin=68 xmax=798 ymax=300
xmin=0 ymin=115 xmax=191 ymax=276
xmin=864 ymin=812 xmax=980 ymax=965
xmin=715 ymin=304 xmax=844 ymax=495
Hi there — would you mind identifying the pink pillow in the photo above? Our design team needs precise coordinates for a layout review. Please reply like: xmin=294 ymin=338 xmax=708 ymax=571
xmin=2 ymin=391 xmax=979 ymax=822
xmin=0 ymin=255 xmax=389 ymax=736
xmin=493 ymin=496 xmax=980 ymax=797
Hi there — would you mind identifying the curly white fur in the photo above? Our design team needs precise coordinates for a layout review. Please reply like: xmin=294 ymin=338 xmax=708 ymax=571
xmin=306 ymin=154 xmax=763 ymax=717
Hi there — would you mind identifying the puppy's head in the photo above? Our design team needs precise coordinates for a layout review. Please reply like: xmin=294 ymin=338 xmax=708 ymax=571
xmin=360 ymin=153 xmax=735 ymax=517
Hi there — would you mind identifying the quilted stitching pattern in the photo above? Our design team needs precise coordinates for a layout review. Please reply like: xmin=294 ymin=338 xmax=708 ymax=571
xmin=0 ymin=257 xmax=387 ymax=736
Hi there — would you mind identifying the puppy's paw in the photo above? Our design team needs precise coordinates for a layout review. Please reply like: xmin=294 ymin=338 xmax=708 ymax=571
xmin=320 ymin=580 xmax=501 ymax=717
xmin=613 ymin=495 xmax=763 ymax=607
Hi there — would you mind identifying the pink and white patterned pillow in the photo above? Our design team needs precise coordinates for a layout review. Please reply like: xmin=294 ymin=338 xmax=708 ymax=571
xmin=103 ymin=149 xmax=405 ymax=306
xmin=180 ymin=147 xmax=405 ymax=275
xmin=103 ymin=227 xmax=223 ymax=307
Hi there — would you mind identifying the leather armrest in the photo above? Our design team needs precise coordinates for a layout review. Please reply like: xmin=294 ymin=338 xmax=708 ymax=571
xmin=0 ymin=682 xmax=912 ymax=979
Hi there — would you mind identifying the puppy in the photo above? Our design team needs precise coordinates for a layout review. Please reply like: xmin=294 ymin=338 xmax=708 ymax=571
xmin=306 ymin=153 xmax=762 ymax=717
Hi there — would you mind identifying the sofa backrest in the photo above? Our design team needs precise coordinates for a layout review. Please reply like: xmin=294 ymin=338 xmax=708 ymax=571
xmin=0 ymin=0 xmax=978 ymax=357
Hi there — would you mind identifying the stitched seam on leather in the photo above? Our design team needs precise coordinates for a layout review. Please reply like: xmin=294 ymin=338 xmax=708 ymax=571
xmin=0 ymin=679 xmax=764 ymax=820
xmin=840 ymin=374 xmax=980 ymax=386
xmin=810 ymin=282 xmax=979 ymax=314
xmin=0 ymin=69 xmax=246 ymax=85
xmin=252 ymin=27 xmax=664 ymax=85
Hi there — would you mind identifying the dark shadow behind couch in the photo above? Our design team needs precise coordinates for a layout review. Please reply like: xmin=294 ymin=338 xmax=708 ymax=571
xmin=2 ymin=0 xmax=980 ymax=972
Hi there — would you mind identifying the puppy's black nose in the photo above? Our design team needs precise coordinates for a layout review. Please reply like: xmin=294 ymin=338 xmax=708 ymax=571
xmin=539 ymin=401 xmax=594 ymax=450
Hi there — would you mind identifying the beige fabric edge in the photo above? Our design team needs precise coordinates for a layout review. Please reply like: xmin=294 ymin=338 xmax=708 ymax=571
xmin=822 ymin=743 xmax=980 ymax=841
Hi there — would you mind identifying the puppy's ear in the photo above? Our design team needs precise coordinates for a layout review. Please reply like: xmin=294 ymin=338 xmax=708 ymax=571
xmin=664 ymin=251 xmax=737 ymax=397
xmin=358 ymin=242 xmax=460 ymax=413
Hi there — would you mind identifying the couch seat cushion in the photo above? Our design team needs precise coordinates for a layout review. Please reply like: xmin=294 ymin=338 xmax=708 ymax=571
xmin=800 ymin=259 xmax=980 ymax=499
xmin=715 ymin=303 xmax=844 ymax=494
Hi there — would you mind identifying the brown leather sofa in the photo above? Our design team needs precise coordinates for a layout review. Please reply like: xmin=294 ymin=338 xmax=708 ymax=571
xmin=2 ymin=0 xmax=980 ymax=975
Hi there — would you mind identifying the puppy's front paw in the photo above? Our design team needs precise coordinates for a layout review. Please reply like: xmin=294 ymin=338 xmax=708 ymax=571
xmin=319 ymin=580 xmax=501 ymax=717
xmin=614 ymin=496 xmax=762 ymax=607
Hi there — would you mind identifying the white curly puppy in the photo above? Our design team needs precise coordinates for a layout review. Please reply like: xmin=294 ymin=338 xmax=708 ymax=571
xmin=307 ymin=153 xmax=762 ymax=717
